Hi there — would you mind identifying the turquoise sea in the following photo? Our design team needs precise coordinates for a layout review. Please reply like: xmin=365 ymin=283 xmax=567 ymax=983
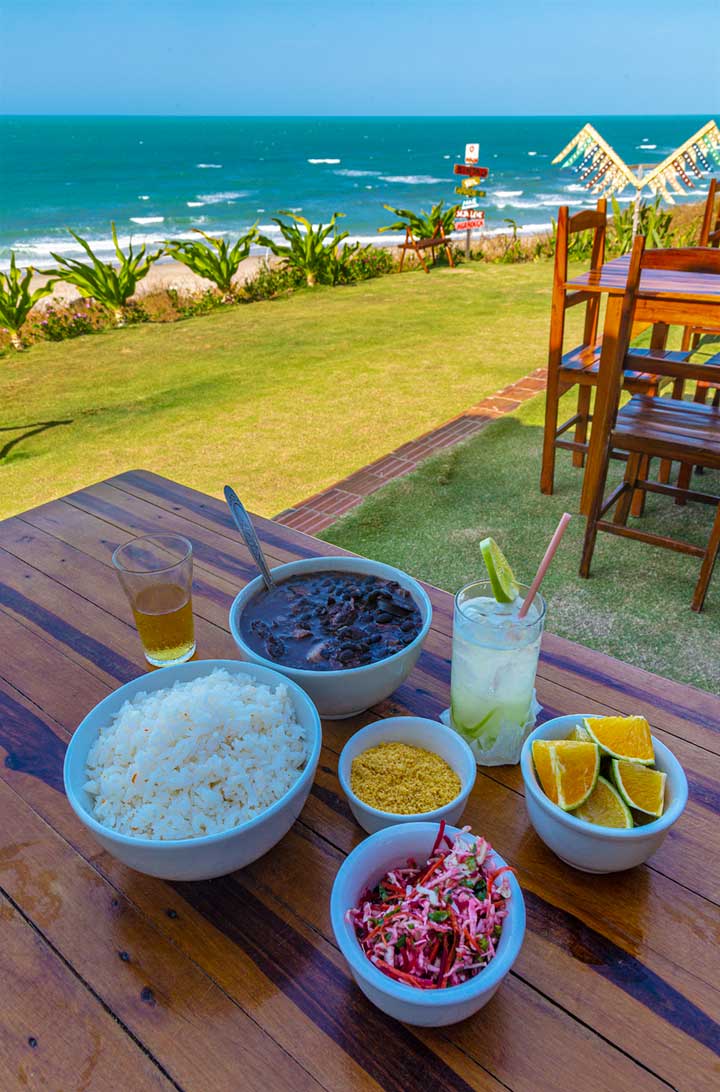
xmin=0 ymin=115 xmax=713 ymax=269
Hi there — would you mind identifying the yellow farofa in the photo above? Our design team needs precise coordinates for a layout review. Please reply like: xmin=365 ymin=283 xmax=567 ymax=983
xmin=350 ymin=741 xmax=461 ymax=814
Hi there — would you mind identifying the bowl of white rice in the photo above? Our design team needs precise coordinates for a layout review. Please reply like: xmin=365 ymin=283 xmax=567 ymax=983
xmin=63 ymin=659 xmax=322 ymax=880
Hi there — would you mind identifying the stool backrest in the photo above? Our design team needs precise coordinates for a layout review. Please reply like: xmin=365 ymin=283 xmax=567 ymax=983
xmin=603 ymin=239 xmax=720 ymax=428
xmin=698 ymin=178 xmax=719 ymax=248
xmin=548 ymin=199 xmax=608 ymax=378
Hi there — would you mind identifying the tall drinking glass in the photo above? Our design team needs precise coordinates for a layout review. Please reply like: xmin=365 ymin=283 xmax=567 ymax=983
xmin=449 ymin=580 xmax=545 ymax=765
xmin=112 ymin=534 xmax=196 ymax=667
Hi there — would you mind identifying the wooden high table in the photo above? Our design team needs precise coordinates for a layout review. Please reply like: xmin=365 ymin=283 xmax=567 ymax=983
xmin=565 ymin=253 xmax=720 ymax=515
xmin=1 ymin=470 xmax=717 ymax=1092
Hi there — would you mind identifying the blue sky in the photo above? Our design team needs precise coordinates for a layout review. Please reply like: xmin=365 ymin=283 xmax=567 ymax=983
xmin=2 ymin=0 xmax=718 ymax=115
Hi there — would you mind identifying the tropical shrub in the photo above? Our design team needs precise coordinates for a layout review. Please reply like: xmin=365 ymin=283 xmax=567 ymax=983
xmin=608 ymin=195 xmax=674 ymax=256
xmin=0 ymin=254 xmax=58 ymax=349
xmin=165 ymin=286 xmax=225 ymax=317
xmin=340 ymin=245 xmax=395 ymax=281
xmin=45 ymin=224 xmax=162 ymax=325
xmin=242 ymin=262 xmax=306 ymax=301
xmin=165 ymin=227 xmax=257 ymax=301
xmin=379 ymin=200 xmax=459 ymax=240
xmin=257 ymin=213 xmax=350 ymax=287
xmin=32 ymin=299 xmax=105 ymax=341
xmin=498 ymin=218 xmax=526 ymax=263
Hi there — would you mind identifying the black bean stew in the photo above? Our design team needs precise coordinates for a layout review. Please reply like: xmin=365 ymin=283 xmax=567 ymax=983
xmin=239 ymin=571 xmax=423 ymax=671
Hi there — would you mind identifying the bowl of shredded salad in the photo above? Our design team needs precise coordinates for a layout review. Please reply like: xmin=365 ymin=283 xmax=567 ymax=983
xmin=330 ymin=820 xmax=525 ymax=1026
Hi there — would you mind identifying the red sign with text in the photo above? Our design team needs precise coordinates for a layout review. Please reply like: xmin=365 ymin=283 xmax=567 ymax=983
xmin=454 ymin=210 xmax=485 ymax=231
xmin=454 ymin=164 xmax=489 ymax=178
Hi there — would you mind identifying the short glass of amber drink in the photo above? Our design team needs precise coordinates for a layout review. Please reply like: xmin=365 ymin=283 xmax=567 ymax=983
xmin=112 ymin=534 xmax=195 ymax=667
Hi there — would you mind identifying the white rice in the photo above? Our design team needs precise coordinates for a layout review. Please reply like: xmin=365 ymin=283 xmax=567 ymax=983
xmin=83 ymin=668 xmax=308 ymax=841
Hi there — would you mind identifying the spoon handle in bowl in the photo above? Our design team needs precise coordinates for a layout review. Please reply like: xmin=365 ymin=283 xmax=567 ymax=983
xmin=224 ymin=486 xmax=276 ymax=591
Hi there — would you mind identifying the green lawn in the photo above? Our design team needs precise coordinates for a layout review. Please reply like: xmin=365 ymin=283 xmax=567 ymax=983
xmin=2 ymin=262 xmax=560 ymax=521
xmin=321 ymin=392 xmax=719 ymax=693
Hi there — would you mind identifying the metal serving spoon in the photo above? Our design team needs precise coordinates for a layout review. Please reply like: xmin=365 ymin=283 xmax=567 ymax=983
xmin=224 ymin=485 xmax=276 ymax=591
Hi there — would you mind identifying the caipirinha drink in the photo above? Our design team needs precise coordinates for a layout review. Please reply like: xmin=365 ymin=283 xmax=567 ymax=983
xmin=449 ymin=537 xmax=546 ymax=765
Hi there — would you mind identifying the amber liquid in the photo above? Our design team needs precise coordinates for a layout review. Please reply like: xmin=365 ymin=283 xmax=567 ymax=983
xmin=131 ymin=583 xmax=195 ymax=665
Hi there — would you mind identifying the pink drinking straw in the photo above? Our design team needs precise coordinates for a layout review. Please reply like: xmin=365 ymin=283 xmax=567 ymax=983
xmin=517 ymin=512 xmax=572 ymax=619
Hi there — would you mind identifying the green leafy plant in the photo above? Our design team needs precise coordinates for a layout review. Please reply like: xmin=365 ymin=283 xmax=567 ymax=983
xmin=31 ymin=299 xmax=106 ymax=342
xmin=608 ymin=195 xmax=675 ymax=256
xmin=498 ymin=218 xmax=525 ymax=263
xmin=165 ymin=286 xmax=225 ymax=317
xmin=165 ymin=227 xmax=257 ymax=301
xmin=242 ymin=261 xmax=306 ymax=302
xmin=257 ymin=212 xmax=350 ymax=287
xmin=45 ymin=224 xmax=162 ymax=325
xmin=379 ymin=200 xmax=459 ymax=240
xmin=0 ymin=255 xmax=58 ymax=349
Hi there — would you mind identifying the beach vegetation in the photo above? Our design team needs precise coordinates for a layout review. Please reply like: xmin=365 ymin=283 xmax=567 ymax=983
xmin=165 ymin=227 xmax=257 ymax=302
xmin=242 ymin=262 xmax=306 ymax=301
xmin=380 ymin=200 xmax=459 ymax=241
xmin=31 ymin=299 xmax=105 ymax=341
xmin=0 ymin=255 xmax=58 ymax=350
xmin=607 ymin=196 xmax=674 ymax=255
xmin=257 ymin=212 xmax=350 ymax=287
xmin=45 ymin=224 xmax=162 ymax=326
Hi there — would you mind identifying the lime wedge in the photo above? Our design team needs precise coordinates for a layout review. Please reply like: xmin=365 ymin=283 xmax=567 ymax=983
xmin=480 ymin=537 xmax=519 ymax=604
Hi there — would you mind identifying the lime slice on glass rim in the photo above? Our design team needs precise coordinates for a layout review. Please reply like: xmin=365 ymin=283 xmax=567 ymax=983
xmin=480 ymin=537 xmax=519 ymax=604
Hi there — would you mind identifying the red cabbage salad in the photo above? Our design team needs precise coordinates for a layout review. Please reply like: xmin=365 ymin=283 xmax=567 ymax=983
xmin=347 ymin=822 xmax=513 ymax=989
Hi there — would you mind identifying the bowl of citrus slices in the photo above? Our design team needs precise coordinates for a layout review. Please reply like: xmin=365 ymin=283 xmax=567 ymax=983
xmin=520 ymin=713 xmax=688 ymax=873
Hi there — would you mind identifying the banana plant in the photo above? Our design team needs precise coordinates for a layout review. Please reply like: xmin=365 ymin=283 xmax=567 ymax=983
xmin=257 ymin=212 xmax=349 ymax=287
xmin=165 ymin=227 xmax=257 ymax=301
xmin=0 ymin=254 xmax=58 ymax=350
xmin=379 ymin=200 xmax=459 ymax=239
xmin=45 ymin=224 xmax=162 ymax=325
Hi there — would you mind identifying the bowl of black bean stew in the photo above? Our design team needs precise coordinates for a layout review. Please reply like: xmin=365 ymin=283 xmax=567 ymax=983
xmin=229 ymin=557 xmax=432 ymax=719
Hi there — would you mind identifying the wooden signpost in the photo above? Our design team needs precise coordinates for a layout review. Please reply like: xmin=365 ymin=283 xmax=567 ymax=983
xmin=454 ymin=144 xmax=489 ymax=256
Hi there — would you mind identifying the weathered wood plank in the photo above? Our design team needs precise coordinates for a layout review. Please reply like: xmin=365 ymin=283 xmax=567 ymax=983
xmin=0 ymin=655 xmax=717 ymax=1092
xmin=0 ymin=781 xmax=330 ymax=1092
xmin=0 ymin=677 xmax=691 ymax=1092
xmin=0 ymin=894 xmax=177 ymax=1092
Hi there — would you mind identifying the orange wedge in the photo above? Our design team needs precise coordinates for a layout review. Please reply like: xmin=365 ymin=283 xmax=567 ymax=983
xmin=612 ymin=760 xmax=666 ymax=818
xmin=568 ymin=723 xmax=591 ymax=742
xmin=583 ymin=715 xmax=654 ymax=765
xmin=574 ymin=775 xmax=633 ymax=829
xmin=532 ymin=740 xmax=600 ymax=811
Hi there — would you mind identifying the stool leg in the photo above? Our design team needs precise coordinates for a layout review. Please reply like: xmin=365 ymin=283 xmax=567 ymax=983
xmin=614 ymin=453 xmax=642 ymax=526
xmin=630 ymin=455 xmax=650 ymax=518
xmin=573 ymin=386 xmax=592 ymax=468
xmin=692 ymin=504 xmax=720 ymax=612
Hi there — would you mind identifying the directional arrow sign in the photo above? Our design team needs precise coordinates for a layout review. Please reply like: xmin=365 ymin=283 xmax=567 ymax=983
xmin=454 ymin=164 xmax=489 ymax=178
xmin=455 ymin=186 xmax=486 ymax=197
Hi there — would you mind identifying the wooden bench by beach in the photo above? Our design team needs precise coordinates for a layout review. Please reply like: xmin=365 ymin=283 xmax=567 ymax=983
xmin=398 ymin=224 xmax=454 ymax=272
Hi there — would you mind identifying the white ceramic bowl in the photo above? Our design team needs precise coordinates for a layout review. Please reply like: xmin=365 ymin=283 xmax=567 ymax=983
xmin=228 ymin=556 xmax=432 ymax=719
xmin=520 ymin=714 xmax=688 ymax=873
xmin=338 ymin=716 xmax=477 ymax=834
xmin=330 ymin=821 xmax=525 ymax=1026
xmin=63 ymin=659 xmax=322 ymax=881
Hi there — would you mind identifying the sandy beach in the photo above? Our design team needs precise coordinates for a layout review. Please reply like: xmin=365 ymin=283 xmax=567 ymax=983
xmin=30 ymin=254 xmax=275 ymax=306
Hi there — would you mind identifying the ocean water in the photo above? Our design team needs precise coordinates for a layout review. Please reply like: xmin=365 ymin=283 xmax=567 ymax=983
xmin=0 ymin=115 xmax=712 ymax=269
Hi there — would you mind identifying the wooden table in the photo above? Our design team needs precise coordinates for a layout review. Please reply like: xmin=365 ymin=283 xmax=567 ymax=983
xmin=566 ymin=254 xmax=720 ymax=514
xmin=1 ymin=470 xmax=718 ymax=1092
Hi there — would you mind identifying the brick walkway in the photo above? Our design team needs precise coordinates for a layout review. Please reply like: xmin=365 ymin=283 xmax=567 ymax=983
xmin=273 ymin=367 xmax=547 ymax=534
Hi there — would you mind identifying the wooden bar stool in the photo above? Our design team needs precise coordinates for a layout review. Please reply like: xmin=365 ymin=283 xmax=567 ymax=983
xmin=580 ymin=238 xmax=720 ymax=612
xmin=540 ymin=200 xmax=669 ymax=495
xmin=675 ymin=179 xmax=720 ymax=497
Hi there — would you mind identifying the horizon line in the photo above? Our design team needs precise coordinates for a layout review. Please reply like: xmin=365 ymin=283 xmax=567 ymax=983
xmin=1 ymin=111 xmax=717 ymax=120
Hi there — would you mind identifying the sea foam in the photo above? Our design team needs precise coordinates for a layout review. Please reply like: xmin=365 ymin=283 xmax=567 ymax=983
xmin=196 ymin=163 xmax=223 ymax=168
xmin=130 ymin=216 xmax=164 ymax=225
xmin=195 ymin=191 xmax=249 ymax=205
xmin=379 ymin=175 xmax=445 ymax=184
xmin=308 ymin=158 xmax=341 ymax=164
